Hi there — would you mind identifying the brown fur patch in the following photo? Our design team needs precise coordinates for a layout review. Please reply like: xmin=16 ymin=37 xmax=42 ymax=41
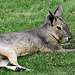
xmin=49 ymin=34 xmax=62 ymax=49
xmin=0 ymin=51 xmax=9 ymax=58
xmin=57 ymin=43 xmax=62 ymax=49
xmin=0 ymin=62 xmax=2 ymax=65
xmin=50 ymin=34 xmax=60 ymax=43
xmin=0 ymin=52 xmax=4 ymax=56
xmin=61 ymin=37 xmax=66 ymax=42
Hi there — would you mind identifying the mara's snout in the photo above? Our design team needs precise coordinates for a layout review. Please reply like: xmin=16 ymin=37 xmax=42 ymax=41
xmin=60 ymin=34 xmax=72 ymax=43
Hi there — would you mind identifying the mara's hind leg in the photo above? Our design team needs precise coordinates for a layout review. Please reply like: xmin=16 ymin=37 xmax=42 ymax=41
xmin=0 ymin=56 xmax=9 ymax=69
xmin=0 ymin=56 xmax=9 ymax=67
xmin=0 ymin=49 xmax=30 ymax=71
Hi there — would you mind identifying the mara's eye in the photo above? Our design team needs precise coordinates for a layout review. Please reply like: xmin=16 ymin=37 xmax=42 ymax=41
xmin=56 ymin=26 xmax=61 ymax=30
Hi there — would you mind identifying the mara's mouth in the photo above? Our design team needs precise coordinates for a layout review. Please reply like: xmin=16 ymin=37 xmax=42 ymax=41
xmin=60 ymin=37 xmax=70 ymax=43
xmin=50 ymin=34 xmax=60 ymax=43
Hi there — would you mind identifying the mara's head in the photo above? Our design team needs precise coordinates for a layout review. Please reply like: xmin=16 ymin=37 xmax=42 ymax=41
xmin=46 ymin=4 xmax=72 ymax=43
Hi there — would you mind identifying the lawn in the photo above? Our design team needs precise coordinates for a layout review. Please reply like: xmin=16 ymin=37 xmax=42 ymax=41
xmin=0 ymin=0 xmax=75 ymax=75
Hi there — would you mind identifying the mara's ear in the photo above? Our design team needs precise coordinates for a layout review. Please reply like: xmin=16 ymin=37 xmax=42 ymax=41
xmin=54 ymin=4 xmax=63 ymax=17
xmin=46 ymin=10 xmax=56 ymax=25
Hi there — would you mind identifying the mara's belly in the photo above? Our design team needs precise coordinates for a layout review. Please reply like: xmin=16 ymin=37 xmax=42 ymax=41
xmin=9 ymin=43 xmax=39 ymax=56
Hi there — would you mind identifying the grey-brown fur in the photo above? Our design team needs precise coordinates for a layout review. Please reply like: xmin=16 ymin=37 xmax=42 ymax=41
xmin=0 ymin=4 xmax=75 ymax=71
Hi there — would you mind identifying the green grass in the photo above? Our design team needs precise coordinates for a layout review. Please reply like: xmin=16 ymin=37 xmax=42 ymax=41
xmin=0 ymin=0 xmax=75 ymax=75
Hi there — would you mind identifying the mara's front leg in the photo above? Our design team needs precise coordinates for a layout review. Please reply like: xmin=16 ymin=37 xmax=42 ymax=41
xmin=38 ymin=46 xmax=75 ymax=53
xmin=57 ymin=48 xmax=75 ymax=52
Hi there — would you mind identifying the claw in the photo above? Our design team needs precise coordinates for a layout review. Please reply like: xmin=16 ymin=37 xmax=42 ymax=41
xmin=15 ymin=67 xmax=20 ymax=72
xmin=26 ymin=68 xmax=31 ymax=71
xmin=20 ymin=67 xmax=30 ymax=71
xmin=20 ymin=67 xmax=26 ymax=71
xmin=20 ymin=67 xmax=33 ymax=71
xmin=26 ymin=68 xmax=34 ymax=71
